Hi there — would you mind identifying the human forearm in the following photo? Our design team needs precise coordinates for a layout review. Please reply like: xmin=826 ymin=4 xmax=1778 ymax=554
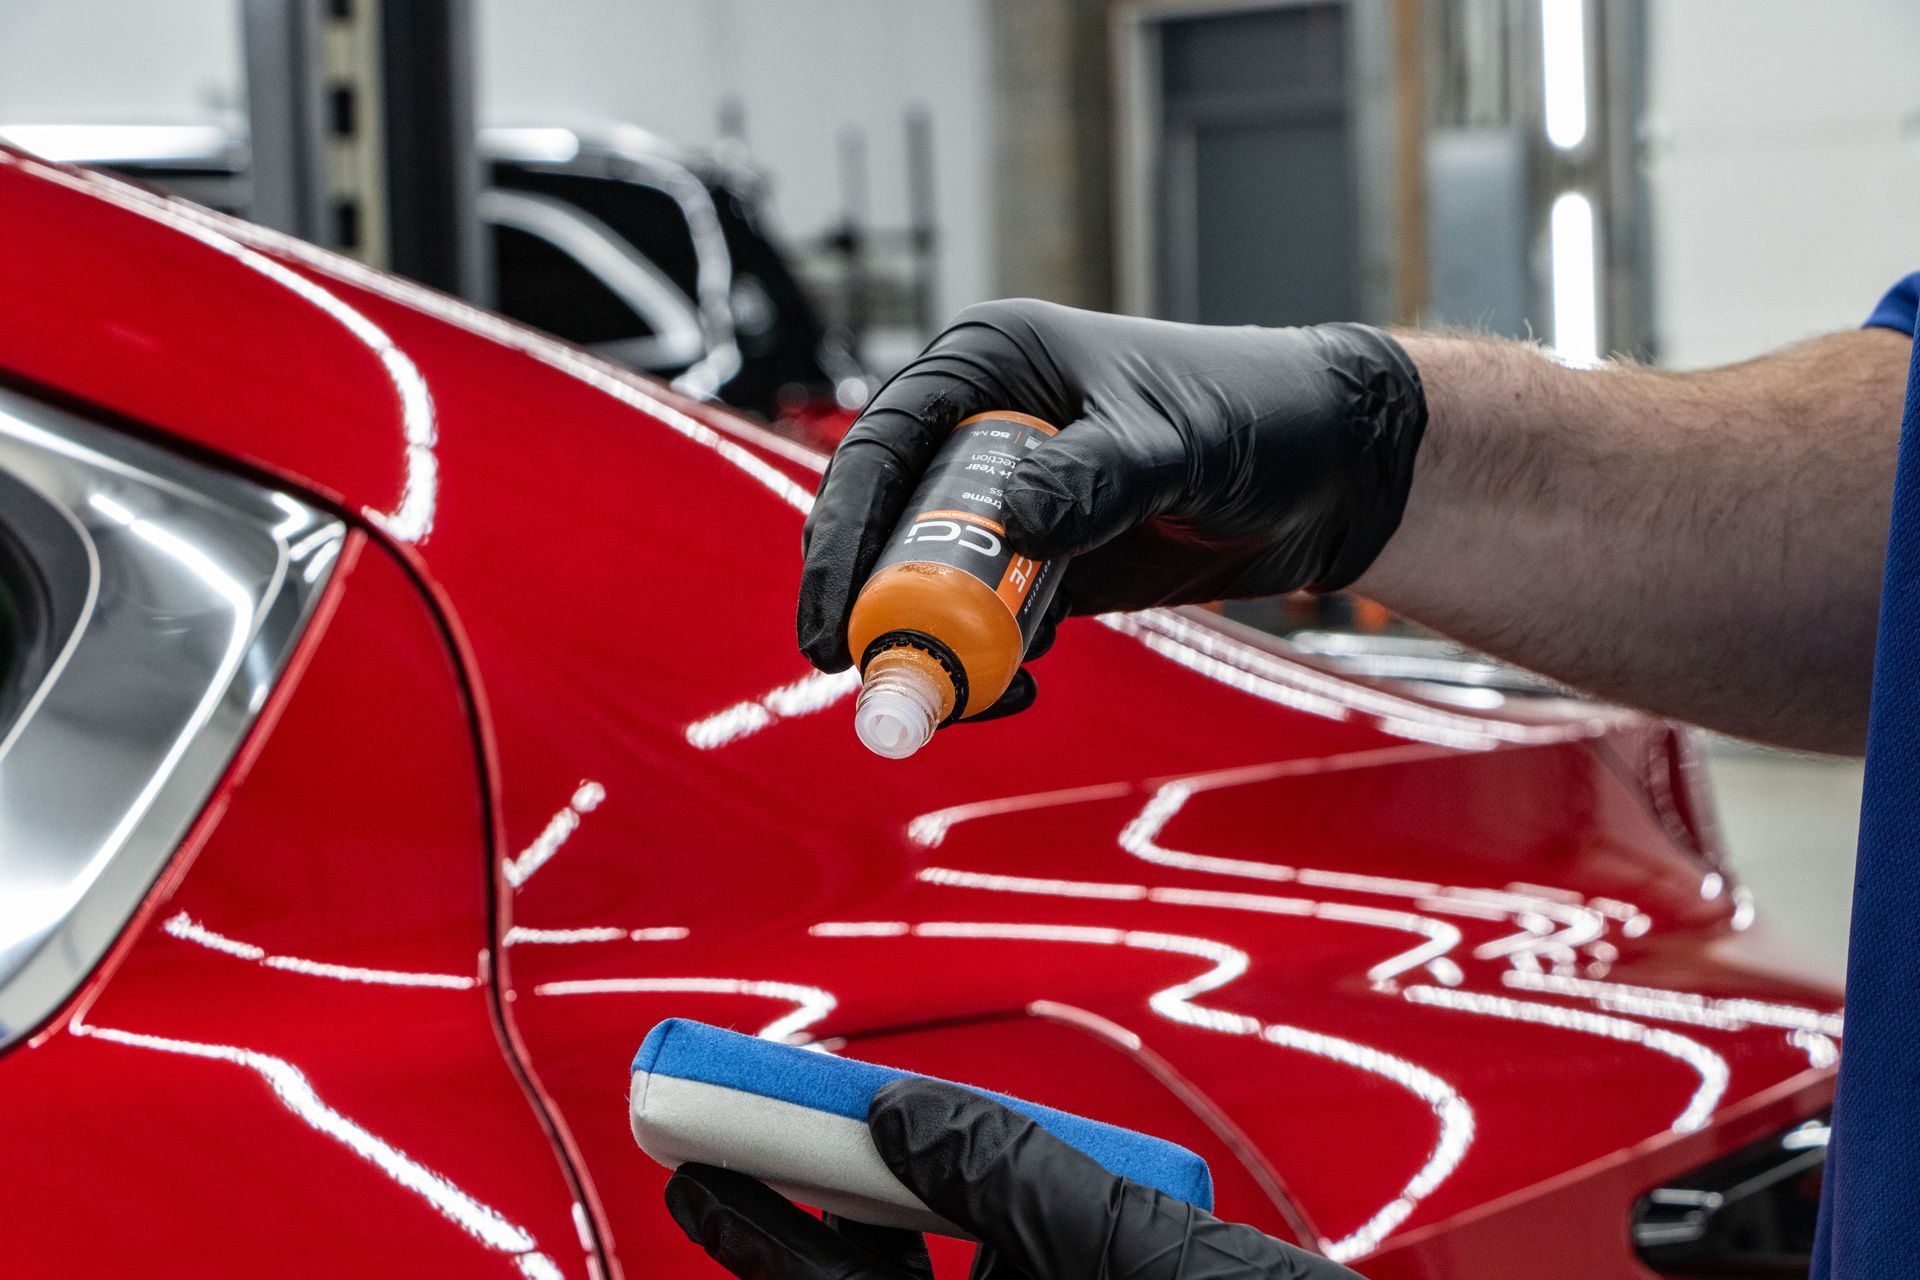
xmin=1357 ymin=328 xmax=1912 ymax=753
xmin=795 ymin=301 xmax=1909 ymax=752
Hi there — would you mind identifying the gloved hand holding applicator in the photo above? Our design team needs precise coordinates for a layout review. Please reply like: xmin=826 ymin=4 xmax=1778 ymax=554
xmin=799 ymin=300 xmax=1428 ymax=755
xmin=666 ymin=1079 xmax=1360 ymax=1280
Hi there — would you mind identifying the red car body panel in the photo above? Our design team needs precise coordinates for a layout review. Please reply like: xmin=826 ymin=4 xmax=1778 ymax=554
xmin=0 ymin=150 xmax=1841 ymax=1277
xmin=1 ymin=536 xmax=597 ymax=1278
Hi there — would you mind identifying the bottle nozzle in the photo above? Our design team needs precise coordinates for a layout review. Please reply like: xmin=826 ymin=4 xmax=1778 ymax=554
xmin=853 ymin=647 xmax=956 ymax=759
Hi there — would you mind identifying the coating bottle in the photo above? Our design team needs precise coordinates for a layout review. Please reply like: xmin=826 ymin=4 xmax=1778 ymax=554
xmin=847 ymin=411 xmax=1065 ymax=759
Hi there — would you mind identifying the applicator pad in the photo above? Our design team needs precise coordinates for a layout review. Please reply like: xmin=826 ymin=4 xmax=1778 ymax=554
xmin=630 ymin=1018 xmax=1214 ymax=1235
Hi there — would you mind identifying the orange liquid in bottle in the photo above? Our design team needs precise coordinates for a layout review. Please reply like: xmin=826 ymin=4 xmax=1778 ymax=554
xmin=846 ymin=411 xmax=1063 ymax=758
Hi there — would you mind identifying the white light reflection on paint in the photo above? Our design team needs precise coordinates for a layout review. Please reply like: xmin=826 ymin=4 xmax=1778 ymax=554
xmin=504 ymin=782 xmax=606 ymax=889
xmin=1587 ymin=896 xmax=1644 ymax=922
xmin=516 ymin=1254 xmax=567 ymax=1280
xmin=1099 ymin=614 xmax=1352 ymax=722
xmin=1404 ymin=985 xmax=1726 ymax=1133
xmin=1790 ymin=1030 xmax=1839 ymax=1069
xmin=920 ymin=866 xmax=1146 ymax=902
xmin=14 ymin=158 xmax=440 ymax=541
xmin=1730 ymin=886 xmax=1757 ymax=931
xmin=1128 ymin=930 xmax=1259 ymax=1034
xmin=685 ymin=701 xmax=772 ymax=749
xmin=910 ymin=760 xmax=1645 ymax=979
xmin=261 ymin=956 xmax=477 ymax=989
xmin=1121 ymin=781 xmax=1295 ymax=884
xmin=809 ymin=921 xmax=911 ymax=938
xmin=1455 ymin=889 xmax=1605 ymax=948
xmin=1471 ymin=902 xmax=1601 ymax=967
xmin=685 ymin=668 xmax=861 ymax=749
xmin=1259 ymin=1021 xmax=1476 ymax=1257
xmin=504 ymin=926 xmax=690 ymax=945
xmin=505 ymin=926 xmax=625 ymax=945
xmin=1503 ymin=881 xmax=1582 ymax=905
xmin=164 ymin=912 xmax=479 ymax=989
xmin=917 ymin=867 xmax=1463 ymax=987
xmin=1138 ymin=885 xmax=1313 ymax=917
xmin=570 ymin=1201 xmax=597 ymax=1256
xmin=816 ymin=920 xmax=1472 ymax=1262
xmin=69 ymin=1015 xmax=560 ymax=1271
xmin=532 ymin=977 xmax=835 ymax=1043
xmin=1118 ymin=777 xmax=1619 ymax=971
xmin=1314 ymin=903 xmax=1463 ymax=987
xmin=908 ymin=781 xmax=1135 ymax=849
xmin=1098 ymin=610 xmax=1633 ymax=748
xmin=163 ymin=912 xmax=266 ymax=959
xmin=1783 ymin=1119 xmax=1831 ymax=1150
xmin=1416 ymin=895 xmax=1507 ymax=923
xmin=1501 ymin=970 xmax=1843 ymax=1037
xmin=1301 ymin=868 xmax=1446 ymax=899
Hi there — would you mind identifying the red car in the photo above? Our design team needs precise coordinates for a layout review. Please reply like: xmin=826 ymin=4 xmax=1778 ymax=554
xmin=0 ymin=147 xmax=1838 ymax=1279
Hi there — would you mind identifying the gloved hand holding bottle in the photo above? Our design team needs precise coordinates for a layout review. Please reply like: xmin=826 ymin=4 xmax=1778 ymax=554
xmin=665 ymin=1079 xmax=1363 ymax=1280
xmin=796 ymin=299 xmax=1429 ymax=719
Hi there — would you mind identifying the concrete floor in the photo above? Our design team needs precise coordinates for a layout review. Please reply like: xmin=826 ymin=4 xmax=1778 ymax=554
xmin=1701 ymin=739 xmax=1863 ymax=982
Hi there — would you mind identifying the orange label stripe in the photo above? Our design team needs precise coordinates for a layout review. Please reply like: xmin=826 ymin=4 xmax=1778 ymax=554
xmin=995 ymin=553 xmax=1043 ymax=614
xmin=915 ymin=509 xmax=1007 ymax=536
xmin=955 ymin=410 xmax=1060 ymax=437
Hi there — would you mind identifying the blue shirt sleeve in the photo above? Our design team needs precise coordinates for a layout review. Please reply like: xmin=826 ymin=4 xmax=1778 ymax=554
xmin=1865 ymin=273 xmax=1920 ymax=335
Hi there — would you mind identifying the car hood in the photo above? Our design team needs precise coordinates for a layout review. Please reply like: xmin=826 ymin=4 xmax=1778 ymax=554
xmin=0 ymin=153 xmax=1841 ymax=1267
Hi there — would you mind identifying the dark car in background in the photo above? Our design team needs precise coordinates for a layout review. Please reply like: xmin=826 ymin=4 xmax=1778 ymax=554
xmin=0 ymin=121 xmax=870 ymax=448
xmin=482 ymin=125 xmax=869 ymax=446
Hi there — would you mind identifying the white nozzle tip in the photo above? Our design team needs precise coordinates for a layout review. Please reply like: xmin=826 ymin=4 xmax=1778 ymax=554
xmin=854 ymin=685 xmax=936 ymax=759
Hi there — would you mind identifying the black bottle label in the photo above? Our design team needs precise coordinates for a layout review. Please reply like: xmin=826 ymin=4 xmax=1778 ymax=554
xmin=869 ymin=411 xmax=1064 ymax=651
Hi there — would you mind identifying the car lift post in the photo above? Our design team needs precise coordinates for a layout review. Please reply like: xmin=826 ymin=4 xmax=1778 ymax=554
xmin=242 ymin=0 xmax=489 ymax=305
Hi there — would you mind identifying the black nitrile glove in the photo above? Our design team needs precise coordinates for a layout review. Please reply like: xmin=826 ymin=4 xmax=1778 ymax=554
xmin=796 ymin=299 xmax=1428 ymax=685
xmin=664 ymin=1079 xmax=1362 ymax=1280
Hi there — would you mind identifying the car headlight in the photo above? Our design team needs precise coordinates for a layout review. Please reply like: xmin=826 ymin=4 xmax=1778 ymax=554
xmin=1632 ymin=1116 xmax=1828 ymax=1276
xmin=0 ymin=383 xmax=343 ymax=1051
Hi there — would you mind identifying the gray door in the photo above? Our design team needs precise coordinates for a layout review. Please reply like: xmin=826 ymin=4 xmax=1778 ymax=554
xmin=1156 ymin=4 xmax=1358 ymax=327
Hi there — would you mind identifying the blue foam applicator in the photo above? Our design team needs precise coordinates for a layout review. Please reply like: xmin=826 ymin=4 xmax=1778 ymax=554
xmin=630 ymin=1018 xmax=1214 ymax=1235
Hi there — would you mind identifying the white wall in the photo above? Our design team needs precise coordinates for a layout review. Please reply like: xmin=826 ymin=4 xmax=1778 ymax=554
xmin=0 ymin=0 xmax=239 ymax=123
xmin=478 ymin=0 xmax=996 ymax=325
xmin=1646 ymin=0 xmax=1920 ymax=368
